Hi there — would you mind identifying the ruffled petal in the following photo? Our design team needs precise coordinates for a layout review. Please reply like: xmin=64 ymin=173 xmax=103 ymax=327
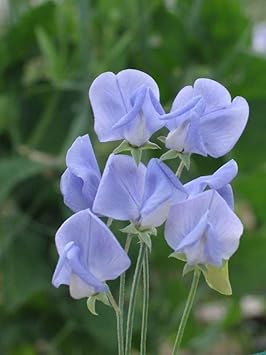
xmin=93 ymin=154 xmax=146 ymax=221
xmin=60 ymin=135 xmax=101 ymax=212
xmin=53 ymin=209 xmax=131 ymax=298
xmin=89 ymin=69 xmax=161 ymax=144
xmin=165 ymin=191 xmax=243 ymax=266
xmin=185 ymin=160 xmax=237 ymax=207
xmin=194 ymin=78 xmax=232 ymax=111
xmin=200 ymin=97 xmax=249 ymax=157
xmin=140 ymin=159 xmax=187 ymax=227
xmin=165 ymin=191 xmax=211 ymax=251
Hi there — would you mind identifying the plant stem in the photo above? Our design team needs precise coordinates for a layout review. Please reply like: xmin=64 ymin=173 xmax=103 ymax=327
xmin=107 ymin=291 xmax=123 ymax=355
xmin=140 ymin=246 xmax=149 ymax=355
xmin=172 ymin=269 xmax=201 ymax=355
xmin=125 ymin=242 xmax=146 ymax=355
xmin=118 ymin=235 xmax=132 ymax=355
xmin=176 ymin=160 xmax=185 ymax=177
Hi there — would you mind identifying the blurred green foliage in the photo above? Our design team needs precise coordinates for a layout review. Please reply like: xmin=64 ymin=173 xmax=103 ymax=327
xmin=0 ymin=0 xmax=266 ymax=354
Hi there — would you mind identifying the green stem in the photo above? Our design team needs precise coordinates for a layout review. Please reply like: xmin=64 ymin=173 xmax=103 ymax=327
xmin=140 ymin=246 xmax=149 ymax=355
xmin=172 ymin=269 xmax=201 ymax=355
xmin=118 ymin=235 xmax=132 ymax=355
xmin=107 ymin=291 xmax=123 ymax=355
xmin=125 ymin=242 xmax=146 ymax=355
xmin=176 ymin=160 xmax=185 ymax=177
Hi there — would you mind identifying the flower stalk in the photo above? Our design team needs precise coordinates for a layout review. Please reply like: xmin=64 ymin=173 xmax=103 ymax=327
xmin=172 ymin=269 xmax=201 ymax=355
xmin=140 ymin=245 xmax=149 ymax=355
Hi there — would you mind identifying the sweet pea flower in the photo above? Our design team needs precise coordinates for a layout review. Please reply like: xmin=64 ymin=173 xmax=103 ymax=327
xmin=162 ymin=78 xmax=249 ymax=157
xmin=52 ymin=209 xmax=130 ymax=299
xmin=165 ymin=190 xmax=243 ymax=267
xmin=60 ymin=135 xmax=101 ymax=212
xmin=89 ymin=69 xmax=164 ymax=147
xmin=185 ymin=159 xmax=238 ymax=209
xmin=93 ymin=154 xmax=187 ymax=229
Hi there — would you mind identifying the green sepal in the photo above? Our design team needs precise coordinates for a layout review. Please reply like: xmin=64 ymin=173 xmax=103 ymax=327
xmin=177 ymin=152 xmax=191 ymax=170
xmin=138 ymin=231 xmax=152 ymax=251
xmin=107 ymin=218 xmax=113 ymax=227
xmin=157 ymin=136 xmax=166 ymax=143
xmin=120 ymin=223 xmax=139 ymax=235
xmin=87 ymin=292 xmax=111 ymax=316
xmin=112 ymin=140 xmax=131 ymax=154
xmin=169 ymin=251 xmax=187 ymax=262
xmin=182 ymin=263 xmax=195 ymax=276
xmin=141 ymin=141 xmax=161 ymax=150
xmin=160 ymin=149 xmax=179 ymax=161
xmin=201 ymin=261 xmax=232 ymax=296
xmin=87 ymin=296 xmax=98 ymax=315
xmin=131 ymin=148 xmax=142 ymax=166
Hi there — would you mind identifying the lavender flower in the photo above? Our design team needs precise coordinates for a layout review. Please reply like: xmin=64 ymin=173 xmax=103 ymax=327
xmin=52 ymin=209 xmax=131 ymax=299
xmin=162 ymin=78 xmax=249 ymax=157
xmin=60 ymin=135 xmax=101 ymax=212
xmin=89 ymin=69 xmax=164 ymax=147
xmin=93 ymin=154 xmax=187 ymax=229
xmin=185 ymin=159 xmax=238 ymax=208
xmin=165 ymin=190 xmax=243 ymax=267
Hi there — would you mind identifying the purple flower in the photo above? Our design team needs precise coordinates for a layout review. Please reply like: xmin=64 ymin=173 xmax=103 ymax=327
xmin=162 ymin=78 xmax=249 ymax=157
xmin=52 ymin=209 xmax=131 ymax=299
xmin=185 ymin=159 xmax=238 ymax=209
xmin=60 ymin=135 xmax=101 ymax=212
xmin=165 ymin=190 xmax=243 ymax=267
xmin=93 ymin=155 xmax=187 ymax=228
xmin=89 ymin=69 xmax=164 ymax=147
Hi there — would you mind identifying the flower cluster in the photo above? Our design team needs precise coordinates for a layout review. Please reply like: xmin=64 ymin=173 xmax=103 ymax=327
xmin=52 ymin=69 xmax=248 ymax=353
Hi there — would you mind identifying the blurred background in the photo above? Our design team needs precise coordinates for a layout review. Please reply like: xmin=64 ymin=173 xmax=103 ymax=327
xmin=0 ymin=0 xmax=266 ymax=354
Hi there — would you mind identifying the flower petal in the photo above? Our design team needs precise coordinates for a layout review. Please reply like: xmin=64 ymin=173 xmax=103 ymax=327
xmin=185 ymin=160 xmax=237 ymax=206
xmin=89 ymin=69 xmax=160 ymax=143
xmin=200 ymin=97 xmax=249 ymax=157
xmin=60 ymin=135 xmax=101 ymax=212
xmin=194 ymin=78 xmax=232 ymax=111
xmin=140 ymin=159 xmax=187 ymax=227
xmin=54 ymin=209 xmax=131 ymax=291
xmin=93 ymin=154 xmax=146 ymax=221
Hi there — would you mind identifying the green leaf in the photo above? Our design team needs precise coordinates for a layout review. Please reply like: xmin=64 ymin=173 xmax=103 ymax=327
xmin=202 ymin=261 xmax=232 ymax=296
xmin=0 ymin=157 xmax=45 ymax=205
xmin=160 ymin=149 xmax=179 ymax=161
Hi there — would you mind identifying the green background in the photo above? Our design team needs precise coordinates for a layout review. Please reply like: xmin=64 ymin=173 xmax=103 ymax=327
xmin=0 ymin=0 xmax=266 ymax=354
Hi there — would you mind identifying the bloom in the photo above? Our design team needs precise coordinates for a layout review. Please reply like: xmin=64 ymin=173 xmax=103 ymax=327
xmin=185 ymin=159 xmax=238 ymax=208
xmin=60 ymin=135 xmax=101 ymax=212
xmin=162 ymin=78 xmax=249 ymax=157
xmin=165 ymin=190 xmax=243 ymax=267
xmin=52 ymin=209 xmax=131 ymax=299
xmin=93 ymin=154 xmax=187 ymax=228
xmin=89 ymin=69 xmax=164 ymax=147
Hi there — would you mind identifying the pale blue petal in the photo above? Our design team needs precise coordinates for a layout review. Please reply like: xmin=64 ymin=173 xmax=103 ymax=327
xmin=140 ymin=159 xmax=187 ymax=227
xmin=53 ymin=209 xmax=131 ymax=298
xmin=185 ymin=160 xmax=237 ymax=207
xmin=200 ymin=97 xmax=249 ymax=157
xmin=60 ymin=135 xmax=101 ymax=212
xmin=165 ymin=191 xmax=211 ymax=251
xmin=208 ymin=192 xmax=243 ymax=260
xmin=165 ymin=190 xmax=243 ymax=266
xmin=89 ymin=69 xmax=162 ymax=145
xmin=93 ymin=154 xmax=146 ymax=221
xmin=193 ymin=78 xmax=232 ymax=111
